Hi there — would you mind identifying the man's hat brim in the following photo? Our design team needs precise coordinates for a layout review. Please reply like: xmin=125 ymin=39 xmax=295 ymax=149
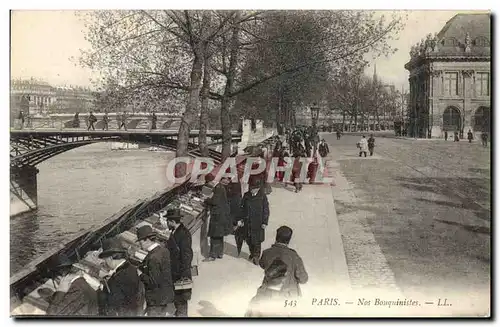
xmin=98 ymin=249 xmax=127 ymax=259
xmin=136 ymin=232 xmax=157 ymax=242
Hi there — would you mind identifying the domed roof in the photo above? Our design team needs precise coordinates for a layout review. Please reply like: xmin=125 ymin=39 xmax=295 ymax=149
xmin=434 ymin=13 xmax=491 ymax=57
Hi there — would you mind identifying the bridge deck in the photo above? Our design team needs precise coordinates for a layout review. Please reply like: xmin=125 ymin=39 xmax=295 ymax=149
xmin=10 ymin=129 xmax=242 ymax=137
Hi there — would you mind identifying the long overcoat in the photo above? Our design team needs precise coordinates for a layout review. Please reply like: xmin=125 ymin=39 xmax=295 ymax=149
xmin=98 ymin=261 xmax=143 ymax=316
xmin=240 ymin=188 xmax=270 ymax=244
xmin=225 ymin=182 xmax=242 ymax=224
xmin=140 ymin=244 xmax=175 ymax=306
xmin=205 ymin=183 xmax=232 ymax=237
xmin=166 ymin=223 xmax=193 ymax=302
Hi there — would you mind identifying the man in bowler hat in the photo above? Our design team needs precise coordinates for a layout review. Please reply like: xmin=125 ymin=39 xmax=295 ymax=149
xmin=97 ymin=237 xmax=144 ymax=316
xmin=164 ymin=208 xmax=193 ymax=317
xmin=136 ymin=225 xmax=175 ymax=316
xmin=239 ymin=180 xmax=270 ymax=265
xmin=46 ymin=255 xmax=99 ymax=316
xmin=204 ymin=175 xmax=232 ymax=260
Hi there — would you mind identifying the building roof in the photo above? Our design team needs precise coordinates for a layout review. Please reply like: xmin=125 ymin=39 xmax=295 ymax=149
xmin=437 ymin=13 xmax=490 ymax=42
xmin=434 ymin=13 xmax=491 ymax=57
xmin=405 ymin=12 xmax=490 ymax=70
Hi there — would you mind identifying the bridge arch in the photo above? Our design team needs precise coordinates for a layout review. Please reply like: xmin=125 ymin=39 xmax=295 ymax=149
xmin=10 ymin=131 xmax=242 ymax=168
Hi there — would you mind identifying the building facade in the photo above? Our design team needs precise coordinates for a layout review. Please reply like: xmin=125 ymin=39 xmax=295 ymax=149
xmin=10 ymin=78 xmax=96 ymax=125
xmin=405 ymin=13 xmax=491 ymax=138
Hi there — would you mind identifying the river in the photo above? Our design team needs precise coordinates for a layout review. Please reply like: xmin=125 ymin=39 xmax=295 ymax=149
xmin=10 ymin=143 xmax=175 ymax=276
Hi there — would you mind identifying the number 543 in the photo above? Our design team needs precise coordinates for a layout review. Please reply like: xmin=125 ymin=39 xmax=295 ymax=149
xmin=284 ymin=300 xmax=297 ymax=307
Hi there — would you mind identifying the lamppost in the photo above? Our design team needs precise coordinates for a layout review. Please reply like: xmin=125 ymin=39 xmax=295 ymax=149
xmin=310 ymin=103 xmax=320 ymax=156
xmin=309 ymin=103 xmax=320 ymax=184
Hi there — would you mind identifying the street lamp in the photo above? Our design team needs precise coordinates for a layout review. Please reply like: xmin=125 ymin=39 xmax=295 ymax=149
xmin=309 ymin=103 xmax=321 ymax=184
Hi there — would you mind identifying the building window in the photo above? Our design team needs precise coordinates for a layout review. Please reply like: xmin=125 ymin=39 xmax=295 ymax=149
xmin=476 ymin=72 xmax=490 ymax=96
xmin=474 ymin=37 xmax=490 ymax=47
xmin=444 ymin=72 xmax=458 ymax=96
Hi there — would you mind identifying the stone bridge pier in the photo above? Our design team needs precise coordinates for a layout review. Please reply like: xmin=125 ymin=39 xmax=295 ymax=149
xmin=10 ymin=165 xmax=39 ymax=217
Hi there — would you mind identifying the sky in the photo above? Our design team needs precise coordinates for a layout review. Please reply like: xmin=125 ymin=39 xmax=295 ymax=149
xmin=10 ymin=10 xmax=486 ymax=91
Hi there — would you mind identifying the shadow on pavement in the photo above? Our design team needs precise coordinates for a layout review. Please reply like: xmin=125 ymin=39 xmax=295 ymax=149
xmin=394 ymin=176 xmax=490 ymax=221
xmin=200 ymin=218 xmax=210 ymax=259
xmin=399 ymin=183 xmax=439 ymax=194
xmin=414 ymin=197 xmax=464 ymax=209
xmin=223 ymin=241 xmax=249 ymax=259
xmin=435 ymin=218 xmax=490 ymax=235
xmin=197 ymin=300 xmax=230 ymax=317
xmin=335 ymin=199 xmax=387 ymax=217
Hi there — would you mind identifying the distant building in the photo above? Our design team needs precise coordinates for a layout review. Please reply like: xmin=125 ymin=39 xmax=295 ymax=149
xmin=10 ymin=78 xmax=96 ymax=124
xmin=404 ymin=13 xmax=491 ymax=138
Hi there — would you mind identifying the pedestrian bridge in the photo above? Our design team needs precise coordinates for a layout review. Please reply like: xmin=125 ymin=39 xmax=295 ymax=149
xmin=9 ymin=129 xmax=242 ymax=218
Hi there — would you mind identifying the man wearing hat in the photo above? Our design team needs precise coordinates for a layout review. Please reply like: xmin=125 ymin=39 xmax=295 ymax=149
xmin=46 ymin=255 xmax=99 ymax=316
xmin=136 ymin=225 xmax=175 ymax=317
xmin=239 ymin=179 xmax=270 ymax=265
xmin=318 ymin=139 xmax=329 ymax=158
xmin=97 ymin=237 xmax=144 ymax=316
xmin=204 ymin=175 xmax=232 ymax=261
xmin=164 ymin=208 xmax=193 ymax=317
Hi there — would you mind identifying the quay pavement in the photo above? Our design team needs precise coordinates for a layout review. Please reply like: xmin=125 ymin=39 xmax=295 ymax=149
xmin=188 ymin=149 xmax=352 ymax=317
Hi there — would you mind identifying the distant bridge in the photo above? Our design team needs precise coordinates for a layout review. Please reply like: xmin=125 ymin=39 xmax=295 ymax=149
xmin=17 ymin=112 xmax=189 ymax=131
xmin=10 ymin=129 xmax=242 ymax=216
xmin=10 ymin=129 xmax=241 ymax=167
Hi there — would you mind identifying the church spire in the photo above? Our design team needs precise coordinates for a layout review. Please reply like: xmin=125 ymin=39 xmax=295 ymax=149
xmin=373 ymin=63 xmax=378 ymax=83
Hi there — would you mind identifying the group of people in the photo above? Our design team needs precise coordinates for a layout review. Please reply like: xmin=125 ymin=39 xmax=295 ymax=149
xmin=270 ymin=136 xmax=329 ymax=193
xmin=203 ymin=171 xmax=309 ymax=317
xmin=74 ymin=111 xmax=159 ymax=131
xmin=356 ymin=134 xmax=376 ymax=157
xmin=445 ymin=129 xmax=489 ymax=147
xmin=285 ymin=126 xmax=320 ymax=158
xmin=204 ymin=174 xmax=270 ymax=265
xmin=45 ymin=208 xmax=194 ymax=317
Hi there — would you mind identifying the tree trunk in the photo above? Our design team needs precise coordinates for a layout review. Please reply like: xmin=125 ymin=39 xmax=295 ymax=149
xmin=342 ymin=110 xmax=346 ymax=131
xmin=176 ymin=43 xmax=204 ymax=176
xmin=220 ymin=13 xmax=241 ymax=161
xmin=198 ymin=47 xmax=211 ymax=157
xmin=276 ymin=85 xmax=283 ymax=135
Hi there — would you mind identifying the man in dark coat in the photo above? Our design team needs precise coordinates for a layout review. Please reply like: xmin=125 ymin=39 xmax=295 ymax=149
xmin=165 ymin=209 xmax=193 ymax=317
xmin=150 ymin=112 xmax=157 ymax=131
xmin=46 ymin=256 xmax=99 ymax=316
xmin=259 ymin=226 xmax=308 ymax=299
xmin=239 ymin=180 xmax=270 ymax=265
xmin=205 ymin=176 xmax=232 ymax=260
xmin=367 ymin=134 xmax=375 ymax=156
xmin=481 ymin=132 xmax=488 ymax=147
xmin=136 ymin=225 xmax=175 ymax=317
xmin=97 ymin=237 xmax=144 ymax=316
xmin=88 ymin=111 xmax=97 ymax=131
xmin=72 ymin=112 xmax=80 ymax=128
xmin=118 ymin=111 xmax=128 ymax=131
xmin=18 ymin=110 xmax=25 ymax=129
xmin=318 ymin=139 xmax=329 ymax=158
xmin=102 ymin=112 xmax=109 ymax=131
xmin=467 ymin=129 xmax=473 ymax=143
